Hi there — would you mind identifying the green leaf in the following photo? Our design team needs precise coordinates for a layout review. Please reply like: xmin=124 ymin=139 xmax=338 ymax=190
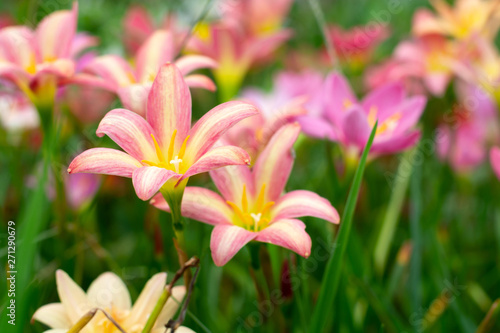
xmin=309 ymin=121 xmax=378 ymax=332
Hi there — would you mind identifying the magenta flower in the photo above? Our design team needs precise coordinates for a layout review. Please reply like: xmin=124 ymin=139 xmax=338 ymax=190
xmin=491 ymin=147 xmax=500 ymax=180
xmin=77 ymin=29 xmax=216 ymax=116
xmin=151 ymin=123 xmax=339 ymax=266
xmin=437 ymin=83 xmax=499 ymax=172
xmin=68 ymin=63 xmax=258 ymax=201
xmin=298 ymin=71 xmax=426 ymax=157
xmin=65 ymin=173 xmax=101 ymax=211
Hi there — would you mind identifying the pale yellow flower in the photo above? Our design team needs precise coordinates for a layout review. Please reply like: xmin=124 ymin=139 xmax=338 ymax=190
xmin=33 ymin=270 xmax=194 ymax=333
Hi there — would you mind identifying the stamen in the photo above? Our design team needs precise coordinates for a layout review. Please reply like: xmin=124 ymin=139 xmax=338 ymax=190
xmin=167 ymin=130 xmax=177 ymax=162
xmin=241 ymin=184 xmax=248 ymax=213
xmin=368 ymin=106 xmax=378 ymax=125
xmin=261 ymin=201 xmax=275 ymax=215
xmin=227 ymin=201 xmax=251 ymax=227
xmin=141 ymin=160 xmax=156 ymax=167
xmin=250 ymin=213 xmax=262 ymax=230
xmin=151 ymin=134 xmax=165 ymax=163
xmin=170 ymin=155 xmax=182 ymax=173
xmin=255 ymin=184 xmax=266 ymax=211
xmin=178 ymin=135 xmax=190 ymax=159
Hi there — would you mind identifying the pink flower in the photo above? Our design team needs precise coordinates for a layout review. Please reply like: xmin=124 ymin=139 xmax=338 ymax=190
xmin=151 ymin=123 xmax=339 ymax=266
xmin=365 ymin=35 xmax=456 ymax=96
xmin=0 ymin=3 xmax=85 ymax=102
xmin=68 ymin=63 xmax=258 ymax=201
xmin=491 ymin=147 xmax=500 ymax=179
xmin=65 ymin=173 xmax=101 ymax=211
xmin=77 ymin=30 xmax=217 ymax=116
xmin=0 ymin=86 xmax=39 ymax=133
xmin=223 ymin=72 xmax=308 ymax=160
xmin=326 ymin=24 xmax=389 ymax=69
xmin=299 ymin=71 xmax=427 ymax=157
xmin=437 ymin=83 xmax=499 ymax=172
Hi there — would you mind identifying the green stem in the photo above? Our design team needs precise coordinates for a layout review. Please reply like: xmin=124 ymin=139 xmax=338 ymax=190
xmin=142 ymin=287 xmax=172 ymax=333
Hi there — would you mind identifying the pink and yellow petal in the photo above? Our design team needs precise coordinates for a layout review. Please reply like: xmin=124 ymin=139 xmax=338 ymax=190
xmin=132 ymin=166 xmax=178 ymax=201
xmin=271 ymin=190 xmax=340 ymax=223
xmin=84 ymin=55 xmax=136 ymax=89
xmin=183 ymin=74 xmax=216 ymax=91
xmin=209 ymin=164 xmax=255 ymax=204
xmin=135 ymin=30 xmax=175 ymax=83
xmin=210 ymin=225 xmax=256 ymax=266
xmin=68 ymin=148 xmax=142 ymax=178
xmin=255 ymin=219 xmax=311 ymax=258
xmin=174 ymin=55 xmax=217 ymax=75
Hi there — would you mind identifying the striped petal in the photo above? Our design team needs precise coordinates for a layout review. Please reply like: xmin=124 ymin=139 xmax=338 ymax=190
xmin=68 ymin=148 xmax=142 ymax=178
xmin=342 ymin=106 xmax=371 ymax=148
xmin=490 ymin=147 xmax=500 ymax=180
xmin=174 ymin=55 xmax=217 ymax=75
xmin=132 ymin=166 xmax=178 ymax=201
xmin=185 ymin=101 xmax=258 ymax=163
xmin=361 ymin=82 xmax=405 ymax=117
xmin=136 ymin=30 xmax=175 ymax=83
xmin=147 ymin=63 xmax=191 ymax=151
xmin=35 ymin=2 xmax=77 ymax=60
xmin=116 ymin=84 xmax=150 ymax=116
xmin=0 ymin=26 xmax=35 ymax=68
xmin=271 ymin=190 xmax=340 ymax=223
xmin=183 ymin=74 xmax=216 ymax=91
xmin=210 ymin=224 xmax=256 ymax=266
xmin=124 ymin=273 xmax=166 ymax=326
xmin=56 ymin=270 xmax=90 ymax=322
xmin=255 ymin=219 xmax=311 ymax=258
xmin=87 ymin=272 xmax=131 ymax=310
xmin=84 ymin=55 xmax=136 ymax=89
xmin=179 ymin=145 xmax=250 ymax=182
xmin=150 ymin=186 xmax=233 ymax=225
xmin=209 ymin=164 xmax=254 ymax=204
xmin=32 ymin=303 xmax=71 ymax=329
xmin=96 ymin=108 xmax=156 ymax=161
xmin=253 ymin=122 xmax=300 ymax=202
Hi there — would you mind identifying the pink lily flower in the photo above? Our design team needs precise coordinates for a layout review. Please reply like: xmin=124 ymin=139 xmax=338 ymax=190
xmin=326 ymin=24 xmax=389 ymax=70
xmin=491 ymin=147 xmax=500 ymax=179
xmin=151 ymin=123 xmax=340 ymax=266
xmin=65 ymin=173 xmax=101 ymax=211
xmin=188 ymin=21 xmax=290 ymax=100
xmin=412 ymin=0 xmax=500 ymax=40
xmin=0 ymin=3 xmax=83 ymax=103
xmin=299 ymin=71 xmax=427 ymax=157
xmin=68 ymin=63 xmax=258 ymax=201
xmin=223 ymin=72 xmax=308 ymax=160
xmin=122 ymin=5 xmax=185 ymax=56
xmin=437 ymin=83 xmax=499 ymax=172
xmin=0 ymin=86 xmax=39 ymax=134
xmin=365 ymin=35 xmax=456 ymax=96
xmin=78 ymin=29 xmax=217 ymax=116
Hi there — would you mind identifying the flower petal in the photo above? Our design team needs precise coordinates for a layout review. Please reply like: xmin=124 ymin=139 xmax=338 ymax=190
xmin=154 ymin=285 xmax=186 ymax=328
xmin=96 ymin=108 xmax=157 ymax=161
xmin=150 ymin=187 xmax=233 ymax=225
xmin=86 ymin=272 xmax=132 ymax=310
xmin=117 ymin=84 xmax=150 ymax=116
xmin=271 ymin=190 xmax=340 ymax=223
xmin=185 ymin=101 xmax=259 ymax=163
xmin=389 ymin=95 xmax=426 ymax=135
xmin=253 ymin=122 xmax=300 ymax=202
xmin=183 ymin=74 xmax=216 ymax=91
xmin=342 ymin=106 xmax=371 ymax=148
xmin=371 ymin=130 xmax=421 ymax=155
xmin=361 ymin=82 xmax=405 ymax=117
xmin=84 ymin=55 xmax=135 ymax=89
xmin=56 ymin=270 xmax=90 ymax=322
xmin=125 ymin=272 xmax=167 ymax=326
xmin=68 ymin=148 xmax=142 ymax=178
xmin=209 ymin=164 xmax=254 ymax=203
xmin=136 ymin=30 xmax=175 ymax=83
xmin=490 ymin=147 xmax=500 ymax=180
xmin=132 ymin=166 xmax=178 ymax=200
xmin=32 ymin=303 xmax=71 ymax=329
xmin=174 ymin=55 xmax=217 ymax=75
xmin=323 ymin=71 xmax=357 ymax=127
xmin=35 ymin=2 xmax=77 ymax=60
xmin=0 ymin=26 xmax=35 ymax=68
xmin=296 ymin=115 xmax=337 ymax=140
xmin=255 ymin=219 xmax=311 ymax=258
xmin=147 ymin=63 xmax=191 ymax=150
xmin=210 ymin=225 xmax=256 ymax=266
xmin=180 ymin=145 xmax=250 ymax=181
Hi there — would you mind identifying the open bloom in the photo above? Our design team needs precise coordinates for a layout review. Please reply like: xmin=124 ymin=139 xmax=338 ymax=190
xmin=491 ymin=147 xmax=500 ymax=179
xmin=437 ymin=83 xmax=499 ymax=172
xmin=68 ymin=63 xmax=258 ymax=201
xmin=0 ymin=3 xmax=93 ymax=103
xmin=33 ymin=270 xmax=192 ymax=333
xmin=0 ymin=86 xmax=39 ymax=133
xmin=412 ymin=0 xmax=500 ymax=40
xmin=299 ymin=71 xmax=427 ymax=158
xmin=223 ymin=72 xmax=307 ymax=160
xmin=79 ymin=29 xmax=217 ymax=115
xmin=151 ymin=123 xmax=340 ymax=266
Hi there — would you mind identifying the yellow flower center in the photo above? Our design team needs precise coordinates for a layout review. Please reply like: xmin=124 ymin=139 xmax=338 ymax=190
xmin=91 ymin=306 xmax=136 ymax=333
xmin=226 ymin=184 xmax=275 ymax=232
xmin=141 ymin=130 xmax=190 ymax=174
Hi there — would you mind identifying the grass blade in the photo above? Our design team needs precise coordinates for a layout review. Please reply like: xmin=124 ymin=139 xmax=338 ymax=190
xmin=309 ymin=122 xmax=377 ymax=332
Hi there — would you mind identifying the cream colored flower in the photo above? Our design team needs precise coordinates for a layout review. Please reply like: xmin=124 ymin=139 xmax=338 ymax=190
xmin=33 ymin=270 xmax=194 ymax=333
